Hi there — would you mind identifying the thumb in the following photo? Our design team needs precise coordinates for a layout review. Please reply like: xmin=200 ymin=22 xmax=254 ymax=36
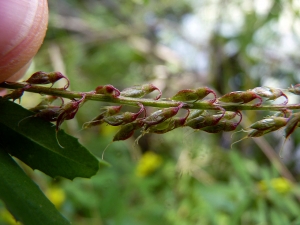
xmin=0 ymin=0 xmax=48 ymax=83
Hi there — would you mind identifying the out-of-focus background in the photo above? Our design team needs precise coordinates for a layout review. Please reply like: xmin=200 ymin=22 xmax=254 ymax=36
xmin=2 ymin=0 xmax=300 ymax=224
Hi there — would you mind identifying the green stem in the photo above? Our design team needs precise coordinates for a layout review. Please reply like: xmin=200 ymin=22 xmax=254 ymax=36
xmin=1 ymin=82 xmax=299 ymax=111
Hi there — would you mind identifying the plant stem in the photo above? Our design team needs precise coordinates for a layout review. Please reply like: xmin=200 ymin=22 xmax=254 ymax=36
xmin=1 ymin=82 xmax=299 ymax=111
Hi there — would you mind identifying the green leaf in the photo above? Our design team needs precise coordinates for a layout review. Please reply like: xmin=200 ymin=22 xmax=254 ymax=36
xmin=0 ymin=99 xmax=100 ymax=179
xmin=0 ymin=148 xmax=71 ymax=225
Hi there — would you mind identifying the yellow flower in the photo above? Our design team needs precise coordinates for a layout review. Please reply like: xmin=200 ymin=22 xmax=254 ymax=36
xmin=258 ymin=177 xmax=292 ymax=194
xmin=0 ymin=208 xmax=21 ymax=225
xmin=136 ymin=151 xmax=163 ymax=177
xmin=45 ymin=186 xmax=66 ymax=209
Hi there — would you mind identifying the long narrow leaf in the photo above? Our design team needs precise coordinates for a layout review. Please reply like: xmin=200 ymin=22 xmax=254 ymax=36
xmin=0 ymin=148 xmax=71 ymax=225
xmin=0 ymin=99 xmax=100 ymax=179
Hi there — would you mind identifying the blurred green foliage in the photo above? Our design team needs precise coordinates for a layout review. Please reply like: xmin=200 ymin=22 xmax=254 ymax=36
xmin=3 ymin=0 xmax=300 ymax=224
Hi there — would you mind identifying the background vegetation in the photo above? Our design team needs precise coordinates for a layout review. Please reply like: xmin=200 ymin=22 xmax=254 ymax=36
xmin=2 ymin=0 xmax=300 ymax=224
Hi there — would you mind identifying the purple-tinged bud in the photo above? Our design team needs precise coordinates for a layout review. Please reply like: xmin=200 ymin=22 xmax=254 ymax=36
xmin=200 ymin=111 xmax=242 ymax=133
xmin=56 ymin=94 xmax=86 ymax=131
xmin=113 ymin=119 xmax=144 ymax=141
xmin=250 ymin=117 xmax=288 ymax=131
xmin=146 ymin=109 xmax=190 ymax=134
xmin=121 ymin=84 xmax=162 ymax=100
xmin=24 ymin=71 xmax=70 ymax=89
xmin=3 ymin=84 xmax=31 ymax=102
xmin=284 ymin=112 xmax=300 ymax=140
xmin=253 ymin=87 xmax=288 ymax=105
xmin=143 ymin=103 xmax=184 ymax=126
xmin=187 ymin=110 xmax=205 ymax=121
xmin=218 ymin=91 xmax=262 ymax=106
xmin=94 ymin=85 xmax=120 ymax=97
xmin=288 ymin=84 xmax=300 ymax=95
xmin=83 ymin=106 xmax=122 ymax=129
xmin=171 ymin=87 xmax=216 ymax=103
xmin=104 ymin=103 xmax=144 ymax=126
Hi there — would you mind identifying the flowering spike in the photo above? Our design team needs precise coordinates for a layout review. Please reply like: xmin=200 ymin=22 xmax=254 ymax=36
xmin=95 ymin=85 xmax=120 ymax=97
xmin=24 ymin=71 xmax=70 ymax=89
xmin=143 ymin=103 xmax=184 ymax=127
xmin=218 ymin=90 xmax=262 ymax=106
xmin=121 ymin=84 xmax=162 ymax=100
xmin=171 ymin=87 xmax=216 ymax=103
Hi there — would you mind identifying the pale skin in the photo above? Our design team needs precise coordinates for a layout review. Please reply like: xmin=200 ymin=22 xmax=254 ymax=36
xmin=0 ymin=0 xmax=48 ymax=95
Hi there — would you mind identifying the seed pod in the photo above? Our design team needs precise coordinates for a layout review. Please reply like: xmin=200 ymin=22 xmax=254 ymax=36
xmin=83 ymin=106 xmax=122 ymax=129
xmin=250 ymin=117 xmax=288 ymax=131
xmin=113 ymin=119 xmax=144 ymax=141
xmin=120 ymin=84 xmax=162 ymax=100
xmin=171 ymin=87 xmax=217 ymax=103
xmin=143 ymin=103 xmax=184 ymax=126
xmin=94 ymin=85 xmax=120 ymax=97
xmin=56 ymin=94 xmax=86 ymax=131
xmin=24 ymin=71 xmax=70 ymax=89
xmin=104 ymin=103 xmax=145 ymax=126
xmin=218 ymin=91 xmax=262 ymax=106
xmin=288 ymin=84 xmax=300 ymax=95
xmin=146 ymin=109 xmax=190 ymax=134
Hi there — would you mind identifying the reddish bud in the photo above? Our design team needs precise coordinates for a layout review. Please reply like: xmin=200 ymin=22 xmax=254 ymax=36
xmin=218 ymin=91 xmax=262 ymax=106
xmin=201 ymin=111 xmax=242 ymax=133
xmin=113 ymin=119 xmax=144 ymax=141
xmin=24 ymin=71 xmax=70 ymax=89
xmin=146 ymin=109 xmax=190 ymax=134
xmin=104 ymin=103 xmax=145 ymax=126
xmin=250 ymin=117 xmax=288 ymax=131
xmin=171 ymin=87 xmax=216 ymax=103
xmin=83 ymin=106 xmax=122 ymax=129
xmin=3 ymin=85 xmax=31 ymax=102
xmin=288 ymin=84 xmax=300 ymax=95
xmin=121 ymin=84 xmax=162 ymax=100
xmin=56 ymin=94 xmax=86 ymax=131
xmin=143 ymin=103 xmax=184 ymax=126
xmin=95 ymin=85 xmax=120 ymax=97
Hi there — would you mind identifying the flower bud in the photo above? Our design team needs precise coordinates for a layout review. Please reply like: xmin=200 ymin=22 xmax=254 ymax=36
xmin=24 ymin=71 xmax=70 ymax=89
xmin=120 ymin=84 xmax=162 ymax=100
xmin=104 ymin=103 xmax=145 ymax=126
xmin=253 ymin=87 xmax=288 ymax=105
xmin=146 ymin=109 xmax=190 ymax=134
xmin=187 ymin=110 xmax=205 ymax=121
xmin=185 ymin=113 xmax=224 ymax=129
xmin=171 ymin=87 xmax=216 ymax=103
xmin=113 ymin=119 xmax=144 ymax=141
xmin=94 ymin=85 xmax=120 ymax=97
xmin=83 ymin=106 xmax=122 ymax=129
xmin=284 ymin=112 xmax=300 ymax=140
xmin=250 ymin=117 xmax=288 ymax=131
xmin=218 ymin=91 xmax=262 ymax=106
xmin=56 ymin=94 xmax=86 ymax=131
xmin=143 ymin=103 xmax=184 ymax=126
xmin=288 ymin=84 xmax=300 ymax=95
xmin=3 ymin=84 xmax=31 ymax=102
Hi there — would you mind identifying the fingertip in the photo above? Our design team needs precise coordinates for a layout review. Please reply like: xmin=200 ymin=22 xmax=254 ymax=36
xmin=0 ymin=0 xmax=48 ymax=83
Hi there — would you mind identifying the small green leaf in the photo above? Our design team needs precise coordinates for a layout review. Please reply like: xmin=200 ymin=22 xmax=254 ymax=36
xmin=0 ymin=99 xmax=100 ymax=179
xmin=0 ymin=148 xmax=71 ymax=225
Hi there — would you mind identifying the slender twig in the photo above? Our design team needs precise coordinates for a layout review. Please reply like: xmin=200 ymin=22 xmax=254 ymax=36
xmin=1 ymin=82 xmax=299 ymax=111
